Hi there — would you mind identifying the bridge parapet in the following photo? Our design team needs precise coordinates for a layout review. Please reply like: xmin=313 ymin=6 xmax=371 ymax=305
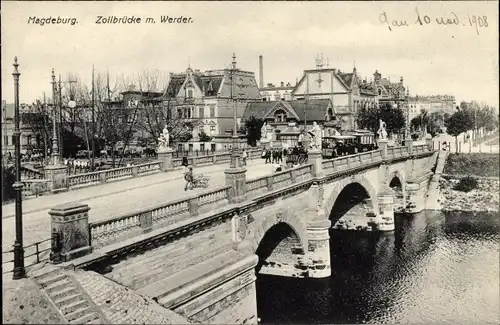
xmin=89 ymin=185 xmax=231 ymax=248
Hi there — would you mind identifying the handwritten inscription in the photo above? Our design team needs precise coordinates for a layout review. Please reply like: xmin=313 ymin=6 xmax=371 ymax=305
xmin=380 ymin=8 xmax=489 ymax=35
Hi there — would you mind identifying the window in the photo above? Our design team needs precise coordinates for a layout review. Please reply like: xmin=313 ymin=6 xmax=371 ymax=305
xmin=12 ymin=136 xmax=15 ymax=144
xmin=209 ymin=105 xmax=215 ymax=117
xmin=4 ymin=135 xmax=8 ymax=146
xmin=177 ymin=108 xmax=183 ymax=118
xmin=198 ymin=106 xmax=205 ymax=118
xmin=274 ymin=109 xmax=287 ymax=123
xmin=378 ymin=89 xmax=382 ymax=95
xmin=210 ymin=126 xmax=216 ymax=132
xmin=187 ymin=89 xmax=193 ymax=98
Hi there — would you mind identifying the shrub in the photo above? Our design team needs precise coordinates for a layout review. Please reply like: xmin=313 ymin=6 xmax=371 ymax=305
xmin=453 ymin=175 xmax=478 ymax=192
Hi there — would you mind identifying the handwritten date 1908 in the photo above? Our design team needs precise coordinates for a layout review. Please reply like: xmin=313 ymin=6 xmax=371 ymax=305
xmin=380 ymin=8 xmax=489 ymax=35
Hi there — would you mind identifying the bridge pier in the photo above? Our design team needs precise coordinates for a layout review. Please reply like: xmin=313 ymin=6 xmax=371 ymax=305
xmin=374 ymin=190 xmax=395 ymax=231
xmin=405 ymin=176 xmax=431 ymax=213
xmin=306 ymin=183 xmax=331 ymax=278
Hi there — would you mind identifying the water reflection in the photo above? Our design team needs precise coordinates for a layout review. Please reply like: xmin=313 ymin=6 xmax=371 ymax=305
xmin=256 ymin=210 xmax=499 ymax=324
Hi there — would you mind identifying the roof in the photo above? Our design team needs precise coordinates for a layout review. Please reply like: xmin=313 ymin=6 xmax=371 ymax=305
xmin=243 ymin=99 xmax=332 ymax=122
xmin=165 ymin=68 xmax=259 ymax=99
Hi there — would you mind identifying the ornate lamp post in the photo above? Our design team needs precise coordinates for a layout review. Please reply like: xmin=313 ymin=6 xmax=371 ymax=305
xmin=12 ymin=57 xmax=25 ymax=280
xmin=50 ymin=69 xmax=61 ymax=165
xmin=230 ymin=53 xmax=243 ymax=169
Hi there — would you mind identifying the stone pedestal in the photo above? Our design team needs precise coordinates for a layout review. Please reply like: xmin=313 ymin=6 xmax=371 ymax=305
xmin=260 ymin=139 xmax=271 ymax=150
xmin=308 ymin=149 xmax=323 ymax=178
xmin=49 ymin=203 xmax=92 ymax=262
xmin=225 ymin=167 xmax=247 ymax=203
xmin=405 ymin=138 xmax=414 ymax=154
xmin=425 ymin=134 xmax=433 ymax=151
xmin=158 ymin=147 xmax=174 ymax=172
xmin=44 ymin=164 xmax=69 ymax=193
xmin=305 ymin=183 xmax=331 ymax=278
xmin=378 ymin=139 xmax=388 ymax=159
xmin=375 ymin=190 xmax=395 ymax=231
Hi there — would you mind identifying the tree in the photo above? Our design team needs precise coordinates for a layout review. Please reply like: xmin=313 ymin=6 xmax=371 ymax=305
xmin=446 ymin=109 xmax=474 ymax=152
xmin=244 ymin=116 xmax=264 ymax=146
xmin=411 ymin=109 xmax=442 ymax=136
xmin=356 ymin=103 xmax=406 ymax=136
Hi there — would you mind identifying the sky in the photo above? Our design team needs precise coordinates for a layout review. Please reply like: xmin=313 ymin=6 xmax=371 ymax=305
xmin=2 ymin=1 xmax=498 ymax=107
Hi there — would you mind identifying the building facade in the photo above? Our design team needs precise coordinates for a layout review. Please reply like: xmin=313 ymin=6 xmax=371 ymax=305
xmin=242 ymin=99 xmax=334 ymax=133
xmin=2 ymin=101 xmax=45 ymax=155
xmin=164 ymin=55 xmax=261 ymax=137
xmin=292 ymin=66 xmax=378 ymax=131
xmin=408 ymin=95 xmax=456 ymax=119
xmin=259 ymin=82 xmax=295 ymax=102
xmin=371 ymin=70 xmax=407 ymax=107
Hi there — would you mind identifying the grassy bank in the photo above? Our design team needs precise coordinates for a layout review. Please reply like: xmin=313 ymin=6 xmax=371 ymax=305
xmin=443 ymin=153 xmax=500 ymax=177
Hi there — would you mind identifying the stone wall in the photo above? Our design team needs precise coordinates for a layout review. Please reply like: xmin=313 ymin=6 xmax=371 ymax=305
xmin=438 ymin=176 xmax=499 ymax=212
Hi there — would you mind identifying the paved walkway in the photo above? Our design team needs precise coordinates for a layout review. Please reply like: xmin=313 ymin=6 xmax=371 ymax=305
xmin=2 ymin=160 xmax=275 ymax=249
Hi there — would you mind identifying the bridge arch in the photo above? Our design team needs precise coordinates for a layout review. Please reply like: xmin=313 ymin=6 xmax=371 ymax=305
xmin=323 ymin=174 xmax=379 ymax=219
xmin=250 ymin=209 xmax=308 ymax=255
xmin=388 ymin=170 xmax=407 ymax=207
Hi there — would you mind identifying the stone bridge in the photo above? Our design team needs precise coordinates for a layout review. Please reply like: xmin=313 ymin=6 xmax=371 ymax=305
xmin=39 ymin=139 xmax=438 ymax=324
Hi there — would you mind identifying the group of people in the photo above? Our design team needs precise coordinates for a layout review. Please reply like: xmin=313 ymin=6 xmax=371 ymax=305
xmin=261 ymin=148 xmax=285 ymax=164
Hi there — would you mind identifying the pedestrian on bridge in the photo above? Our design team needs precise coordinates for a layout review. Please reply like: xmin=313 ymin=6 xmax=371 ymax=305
xmin=184 ymin=166 xmax=193 ymax=191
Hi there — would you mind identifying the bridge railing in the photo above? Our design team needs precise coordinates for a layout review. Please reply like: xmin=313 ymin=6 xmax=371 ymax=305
xmin=89 ymin=185 xmax=231 ymax=248
xmin=61 ymin=149 xmax=260 ymax=190
xmin=322 ymin=150 xmax=383 ymax=174
xmin=246 ymin=164 xmax=314 ymax=200
xmin=21 ymin=179 xmax=51 ymax=197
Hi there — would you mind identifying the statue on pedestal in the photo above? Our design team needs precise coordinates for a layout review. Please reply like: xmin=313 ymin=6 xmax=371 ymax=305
xmin=309 ymin=122 xmax=322 ymax=150
xmin=261 ymin=122 xmax=269 ymax=141
xmin=158 ymin=125 xmax=171 ymax=150
xmin=377 ymin=119 xmax=388 ymax=140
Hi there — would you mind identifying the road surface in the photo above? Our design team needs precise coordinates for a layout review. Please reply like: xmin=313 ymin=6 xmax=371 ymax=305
xmin=2 ymin=159 xmax=276 ymax=250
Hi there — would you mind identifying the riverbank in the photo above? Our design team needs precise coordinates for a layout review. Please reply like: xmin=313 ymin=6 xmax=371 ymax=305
xmin=437 ymin=153 xmax=499 ymax=212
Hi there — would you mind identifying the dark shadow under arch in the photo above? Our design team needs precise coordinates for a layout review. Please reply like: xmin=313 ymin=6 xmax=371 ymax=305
xmin=328 ymin=182 xmax=373 ymax=226
xmin=255 ymin=222 xmax=304 ymax=274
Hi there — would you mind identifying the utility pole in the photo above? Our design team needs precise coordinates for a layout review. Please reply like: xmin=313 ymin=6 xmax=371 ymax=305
xmin=91 ymin=65 xmax=95 ymax=170
xmin=12 ymin=57 xmax=25 ymax=280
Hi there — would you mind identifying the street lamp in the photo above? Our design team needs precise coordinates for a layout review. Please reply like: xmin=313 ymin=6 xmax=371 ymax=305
xmin=12 ymin=57 xmax=25 ymax=280
xmin=50 ymin=69 xmax=61 ymax=165
xmin=405 ymin=87 xmax=411 ymax=140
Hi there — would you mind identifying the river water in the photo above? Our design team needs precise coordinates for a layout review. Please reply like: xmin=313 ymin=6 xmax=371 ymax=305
xmin=256 ymin=210 xmax=499 ymax=324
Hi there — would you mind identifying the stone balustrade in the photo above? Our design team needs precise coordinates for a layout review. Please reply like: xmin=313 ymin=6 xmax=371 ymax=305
xmin=32 ymin=149 xmax=260 ymax=194
xmin=21 ymin=179 xmax=51 ymax=197
xmin=89 ymin=185 xmax=232 ymax=248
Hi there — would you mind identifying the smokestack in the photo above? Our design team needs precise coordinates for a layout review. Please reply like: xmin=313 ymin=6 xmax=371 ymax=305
xmin=259 ymin=55 xmax=264 ymax=89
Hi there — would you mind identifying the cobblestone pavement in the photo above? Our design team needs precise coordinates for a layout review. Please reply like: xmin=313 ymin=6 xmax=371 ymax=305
xmin=74 ymin=270 xmax=191 ymax=324
xmin=2 ymin=160 xmax=275 ymax=249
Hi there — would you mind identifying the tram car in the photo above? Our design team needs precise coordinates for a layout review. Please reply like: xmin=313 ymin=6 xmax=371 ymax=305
xmin=322 ymin=135 xmax=357 ymax=158
xmin=348 ymin=130 xmax=377 ymax=152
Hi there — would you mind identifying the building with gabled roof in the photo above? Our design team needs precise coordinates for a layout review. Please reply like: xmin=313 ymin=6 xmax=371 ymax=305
xmin=242 ymin=99 xmax=335 ymax=133
xmin=371 ymin=70 xmax=407 ymax=107
xmin=163 ymin=54 xmax=261 ymax=136
xmin=291 ymin=62 xmax=378 ymax=131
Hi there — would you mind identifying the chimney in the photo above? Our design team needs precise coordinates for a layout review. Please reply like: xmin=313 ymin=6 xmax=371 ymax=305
xmin=280 ymin=82 xmax=284 ymax=87
xmin=259 ymin=55 xmax=264 ymax=88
